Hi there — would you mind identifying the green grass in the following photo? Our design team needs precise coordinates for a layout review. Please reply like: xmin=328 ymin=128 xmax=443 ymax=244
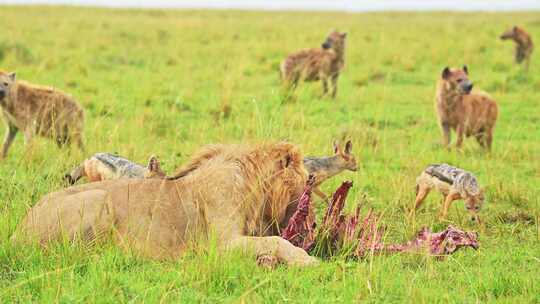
xmin=0 ymin=6 xmax=539 ymax=303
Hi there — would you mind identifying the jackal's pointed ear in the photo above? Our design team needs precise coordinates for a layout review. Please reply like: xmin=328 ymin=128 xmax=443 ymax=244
xmin=463 ymin=65 xmax=469 ymax=75
xmin=7 ymin=72 xmax=16 ymax=82
xmin=442 ymin=67 xmax=451 ymax=80
xmin=344 ymin=140 xmax=352 ymax=155
xmin=333 ymin=141 xmax=340 ymax=154
xmin=341 ymin=32 xmax=347 ymax=38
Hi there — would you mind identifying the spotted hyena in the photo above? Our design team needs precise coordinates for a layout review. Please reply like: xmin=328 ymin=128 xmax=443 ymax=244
xmin=500 ymin=26 xmax=534 ymax=70
xmin=280 ymin=30 xmax=347 ymax=98
xmin=435 ymin=66 xmax=498 ymax=150
xmin=0 ymin=71 xmax=84 ymax=158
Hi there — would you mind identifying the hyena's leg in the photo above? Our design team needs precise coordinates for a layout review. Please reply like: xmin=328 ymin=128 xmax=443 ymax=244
xmin=331 ymin=74 xmax=339 ymax=98
xmin=227 ymin=236 xmax=318 ymax=267
xmin=441 ymin=122 xmax=451 ymax=148
xmin=321 ymin=78 xmax=329 ymax=96
xmin=474 ymin=132 xmax=487 ymax=148
xmin=23 ymin=126 xmax=35 ymax=146
xmin=414 ymin=184 xmax=431 ymax=210
xmin=1 ymin=124 xmax=18 ymax=159
xmin=486 ymin=128 xmax=494 ymax=151
xmin=455 ymin=124 xmax=464 ymax=149
xmin=70 ymin=132 xmax=85 ymax=152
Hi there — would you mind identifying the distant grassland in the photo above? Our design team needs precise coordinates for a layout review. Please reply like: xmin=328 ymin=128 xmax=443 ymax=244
xmin=0 ymin=6 xmax=539 ymax=302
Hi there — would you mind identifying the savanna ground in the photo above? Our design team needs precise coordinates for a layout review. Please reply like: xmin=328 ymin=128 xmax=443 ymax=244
xmin=0 ymin=6 xmax=539 ymax=303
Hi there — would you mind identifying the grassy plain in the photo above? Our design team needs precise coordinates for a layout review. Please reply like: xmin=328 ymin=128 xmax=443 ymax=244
xmin=0 ymin=6 xmax=539 ymax=303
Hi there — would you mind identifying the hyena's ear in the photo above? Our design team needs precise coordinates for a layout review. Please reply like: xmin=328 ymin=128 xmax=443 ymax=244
xmin=442 ymin=67 xmax=451 ymax=80
xmin=344 ymin=140 xmax=352 ymax=155
xmin=463 ymin=65 xmax=469 ymax=75
xmin=333 ymin=141 xmax=340 ymax=154
xmin=7 ymin=72 xmax=16 ymax=82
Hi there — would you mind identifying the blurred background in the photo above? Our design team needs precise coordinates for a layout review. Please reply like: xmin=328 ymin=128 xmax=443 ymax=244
xmin=3 ymin=0 xmax=540 ymax=11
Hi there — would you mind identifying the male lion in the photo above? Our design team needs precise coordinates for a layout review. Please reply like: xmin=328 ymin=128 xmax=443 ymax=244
xmin=13 ymin=142 xmax=317 ymax=266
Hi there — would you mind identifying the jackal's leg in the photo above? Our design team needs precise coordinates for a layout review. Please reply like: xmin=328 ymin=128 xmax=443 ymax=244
xmin=414 ymin=184 xmax=431 ymax=210
xmin=440 ymin=192 xmax=460 ymax=219
xmin=1 ymin=124 xmax=18 ymax=159
xmin=227 ymin=236 xmax=318 ymax=267
xmin=313 ymin=187 xmax=328 ymax=202
xmin=331 ymin=74 xmax=339 ymax=98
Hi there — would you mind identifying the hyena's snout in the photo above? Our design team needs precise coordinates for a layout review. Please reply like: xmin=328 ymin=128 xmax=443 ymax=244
xmin=321 ymin=39 xmax=332 ymax=49
xmin=500 ymin=32 xmax=513 ymax=40
xmin=460 ymin=81 xmax=473 ymax=94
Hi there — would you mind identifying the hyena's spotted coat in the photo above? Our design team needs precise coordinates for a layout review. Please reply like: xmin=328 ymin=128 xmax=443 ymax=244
xmin=0 ymin=71 xmax=84 ymax=159
xmin=500 ymin=26 xmax=534 ymax=70
xmin=435 ymin=66 xmax=498 ymax=150
xmin=280 ymin=31 xmax=347 ymax=98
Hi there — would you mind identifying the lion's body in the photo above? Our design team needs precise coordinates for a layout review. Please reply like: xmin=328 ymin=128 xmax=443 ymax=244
xmin=14 ymin=143 xmax=316 ymax=265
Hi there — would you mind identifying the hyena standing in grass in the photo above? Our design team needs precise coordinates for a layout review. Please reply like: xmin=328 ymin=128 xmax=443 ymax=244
xmin=303 ymin=140 xmax=357 ymax=201
xmin=500 ymin=26 xmax=534 ymax=70
xmin=280 ymin=30 xmax=347 ymax=98
xmin=64 ymin=153 xmax=166 ymax=185
xmin=436 ymin=66 xmax=498 ymax=150
xmin=414 ymin=164 xmax=485 ymax=222
xmin=0 ymin=71 xmax=84 ymax=159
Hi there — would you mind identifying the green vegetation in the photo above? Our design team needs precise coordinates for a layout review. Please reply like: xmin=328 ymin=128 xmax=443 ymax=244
xmin=0 ymin=6 xmax=538 ymax=302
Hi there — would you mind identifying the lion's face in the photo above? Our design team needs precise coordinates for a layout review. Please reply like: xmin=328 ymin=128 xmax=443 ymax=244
xmin=263 ymin=143 xmax=308 ymax=227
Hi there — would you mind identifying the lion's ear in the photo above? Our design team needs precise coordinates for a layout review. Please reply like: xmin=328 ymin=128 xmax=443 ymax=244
xmin=8 ymin=72 xmax=16 ymax=82
xmin=147 ymin=155 xmax=160 ymax=172
xmin=463 ymin=65 xmax=469 ymax=75
xmin=283 ymin=154 xmax=292 ymax=168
